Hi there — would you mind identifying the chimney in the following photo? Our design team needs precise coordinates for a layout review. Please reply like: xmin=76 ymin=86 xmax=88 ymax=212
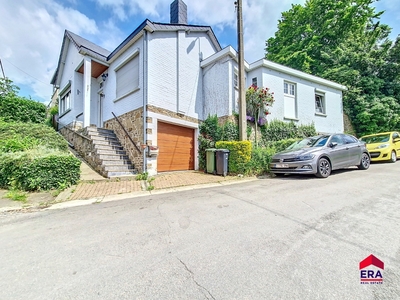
xmin=170 ymin=0 xmax=187 ymax=25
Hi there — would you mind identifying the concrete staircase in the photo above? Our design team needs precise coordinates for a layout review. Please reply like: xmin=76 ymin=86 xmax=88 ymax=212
xmin=84 ymin=127 xmax=137 ymax=178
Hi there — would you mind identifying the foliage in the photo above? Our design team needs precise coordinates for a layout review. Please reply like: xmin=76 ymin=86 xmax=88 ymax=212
xmin=0 ymin=148 xmax=81 ymax=191
xmin=215 ymin=141 xmax=252 ymax=174
xmin=0 ymin=120 xmax=68 ymax=152
xmin=0 ymin=81 xmax=46 ymax=124
xmin=4 ymin=189 xmax=27 ymax=203
xmin=136 ymin=172 xmax=149 ymax=181
xmin=246 ymin=85 xmax=275 ymax=146
xmin=239 ymin=147 xmax=276 ymax=176
xmin=198 ymin=115 xmax=238 ymax=170
xmin=261 ymin=119 xmax=317 ymax=143
xmin=265 ymin=0 xmax=400 ymax=136
xmin=267 ymin=138 xmax=301 ymax=153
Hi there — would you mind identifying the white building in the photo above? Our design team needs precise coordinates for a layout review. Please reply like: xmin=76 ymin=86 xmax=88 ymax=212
xmin=51 ymin=0 xmax=346 ymax=176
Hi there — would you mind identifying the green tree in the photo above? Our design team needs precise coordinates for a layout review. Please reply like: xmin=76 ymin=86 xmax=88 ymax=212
xmin=265 ymin=0 xmax=400 ymax=136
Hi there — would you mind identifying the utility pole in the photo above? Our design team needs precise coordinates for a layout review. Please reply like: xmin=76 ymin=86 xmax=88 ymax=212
xmin=236 ymin=0 xmax=247 ymax=140
xmin=0 ymin=58 xmax=5 ymax=79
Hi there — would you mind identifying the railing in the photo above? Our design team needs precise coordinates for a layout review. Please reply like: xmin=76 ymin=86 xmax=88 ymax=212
xmin=112 ymin=112 xmax=142 ymax=154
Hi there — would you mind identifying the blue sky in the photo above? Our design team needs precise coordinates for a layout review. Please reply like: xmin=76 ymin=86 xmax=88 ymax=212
xmin=0 ymin=0 xmax=398 ymax=104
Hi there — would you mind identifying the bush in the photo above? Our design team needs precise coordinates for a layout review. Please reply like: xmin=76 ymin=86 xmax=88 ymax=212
xmin=267 ymin=138 xmax=300 ymax=153
xmin=0 ymin=94 xmax=46 ymax=124
xmin=215 ymin=141 xmax=252 ymax=174
xmin=240 ymin=147 xmax=276 ymax=176
xmin=0 ymin=148 xmax=81 ymax=191
xmin=261 ymin=119 xmax=317 ymax=143
xmin=0 ymin=120 xmax=68 ymax=153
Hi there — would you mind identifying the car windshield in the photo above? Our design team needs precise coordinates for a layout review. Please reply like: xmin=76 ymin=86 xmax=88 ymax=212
xmin=360 ymin=134 xmax=390 ymax=144
xmin=310 ymin=136 xmax=329 ymax=147
xmin=285 ymin=137 xmax=319 ymax=151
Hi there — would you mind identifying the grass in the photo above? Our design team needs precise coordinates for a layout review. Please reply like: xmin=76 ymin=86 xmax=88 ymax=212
xmin=4 ymin=190 xmax=28 ymax=203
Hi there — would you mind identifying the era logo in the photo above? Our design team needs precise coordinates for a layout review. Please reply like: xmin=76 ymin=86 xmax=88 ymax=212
xmin=359 ymin=254 xmax=384 ymax=284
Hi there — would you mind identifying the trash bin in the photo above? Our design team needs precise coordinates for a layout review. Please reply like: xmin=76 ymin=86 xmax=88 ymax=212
xmin=216 ymin=149 xmax=230 ymax=177
xmin=205 ymin=148 xmax=217 ymax=174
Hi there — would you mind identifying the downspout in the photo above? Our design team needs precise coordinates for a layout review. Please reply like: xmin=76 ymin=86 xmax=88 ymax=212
xmin=143 ymin=30 xmax=148 ymax=173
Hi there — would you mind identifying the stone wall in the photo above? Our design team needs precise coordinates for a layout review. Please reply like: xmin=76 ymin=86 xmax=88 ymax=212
xmin=60 ymin=126 xmax=105 ymax=176
xmin=147 ymin=105 xmax=200 ymax=124
xmin=104 ymin=108 xmax=144 ymax=171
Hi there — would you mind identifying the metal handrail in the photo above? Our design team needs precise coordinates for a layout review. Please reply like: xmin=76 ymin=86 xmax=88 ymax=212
xmin=111 ymin=112 xmax=142 ymax=154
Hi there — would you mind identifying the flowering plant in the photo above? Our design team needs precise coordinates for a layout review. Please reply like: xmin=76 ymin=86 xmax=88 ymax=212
xmin=246 ymin=84 xmax=275 ymax=146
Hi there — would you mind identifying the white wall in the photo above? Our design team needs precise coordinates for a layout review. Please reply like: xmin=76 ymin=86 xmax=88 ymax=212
xmin=102 ymin=36 xmax=144 ymax=122
xmin=254 ymin=67 xmax=344 ymax=133
xmin=147 ymin=31 xmax=218 ymax=120
xmin=58 ymin=42 xmax=84 ymax=128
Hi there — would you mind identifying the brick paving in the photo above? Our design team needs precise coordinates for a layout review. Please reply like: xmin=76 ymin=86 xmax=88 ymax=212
xmin=69 ymin=171 xmax=242 ymax=200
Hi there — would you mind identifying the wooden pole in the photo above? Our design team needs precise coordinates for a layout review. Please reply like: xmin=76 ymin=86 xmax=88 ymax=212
xmin=236 ymin=0 xmax=247 ymax=140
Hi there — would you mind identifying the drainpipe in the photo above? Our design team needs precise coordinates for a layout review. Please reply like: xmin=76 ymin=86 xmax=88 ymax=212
xmin=143 ymin=30 xmax=148 ymax=173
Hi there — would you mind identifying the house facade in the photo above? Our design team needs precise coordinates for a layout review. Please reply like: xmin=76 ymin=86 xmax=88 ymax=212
xmin=51 ymin=0 xmax=346 ymax=177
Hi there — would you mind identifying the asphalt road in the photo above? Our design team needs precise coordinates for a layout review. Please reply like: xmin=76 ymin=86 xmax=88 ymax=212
xmin=1 ymin=162 xmax=399 ymax=299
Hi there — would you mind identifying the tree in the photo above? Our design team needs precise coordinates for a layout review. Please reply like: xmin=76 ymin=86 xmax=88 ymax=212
xmin=265 ymin=0 xmax=400 ymax=136
xmin=0 ymin=77 xmax=19 ymax=98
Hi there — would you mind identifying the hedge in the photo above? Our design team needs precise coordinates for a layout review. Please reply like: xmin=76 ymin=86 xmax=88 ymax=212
xmin=0 ymin=120 xmax=68 ymax=152
xmin=0 ymin=94 xmax=46 ymax=124
xmin=0 ymin=148 xmax=81 ymax=191
xmin=215 ymin=140 xmax=252 ymax=174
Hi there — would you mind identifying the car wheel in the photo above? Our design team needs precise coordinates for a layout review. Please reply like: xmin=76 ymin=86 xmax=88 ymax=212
xmin=273 ymin=173 xmax=285 ymax=177
xmin=358 ymin=152 xmax=370 ymax=170
xmin=315 ymin=158 xmax=331 ymax=178
xmin=389 ymin=151 xmax=397 ymax=163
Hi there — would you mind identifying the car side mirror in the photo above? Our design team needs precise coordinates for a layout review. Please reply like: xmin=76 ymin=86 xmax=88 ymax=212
xmin=394 ymin=138 xmax=400 ymax=143
xmin=330 ymin=142 xmax=338 ymax=148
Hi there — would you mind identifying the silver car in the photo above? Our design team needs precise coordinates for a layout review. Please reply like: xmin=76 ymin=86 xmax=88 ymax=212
xmin=270 ymin=134 xmax=371 ymax=178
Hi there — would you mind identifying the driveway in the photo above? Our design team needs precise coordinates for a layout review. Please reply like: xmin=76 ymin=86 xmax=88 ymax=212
xmin=0 ymin=162 xmax=399 ymax=299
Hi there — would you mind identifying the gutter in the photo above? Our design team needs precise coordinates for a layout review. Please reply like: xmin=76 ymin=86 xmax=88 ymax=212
xmin=143 ymin=30 xmax=149 ymax=173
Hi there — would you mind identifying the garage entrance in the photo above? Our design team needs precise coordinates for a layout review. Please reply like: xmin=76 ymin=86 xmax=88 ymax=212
xmin=157 ymin=122 xmax=194 ymax=172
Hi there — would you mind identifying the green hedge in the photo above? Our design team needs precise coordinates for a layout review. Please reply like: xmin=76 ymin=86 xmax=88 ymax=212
xmin=0 ymin=120 xmax=68 ymax=152
xmin=215 ymin=141 xmax=252 ymax=174
xmin=261 ymin=119 xmax=317 ymax=142
xmin=0 ymin=148 xmax=81 ymax=191
xmin=0 ymin=94 xmax=46 ymax=124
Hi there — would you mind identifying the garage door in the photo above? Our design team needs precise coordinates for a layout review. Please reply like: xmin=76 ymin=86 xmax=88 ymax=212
xmin=157 ymin=122 xmax=194 ymax=172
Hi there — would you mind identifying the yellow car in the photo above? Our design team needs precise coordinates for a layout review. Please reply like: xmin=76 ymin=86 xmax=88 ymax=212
xmin=360 ymin=131 xmax=400 ymax=162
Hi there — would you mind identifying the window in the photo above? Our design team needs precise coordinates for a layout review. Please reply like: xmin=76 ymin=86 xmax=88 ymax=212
xmin=59 ymin=90 xmax=71 ymax=115
xmin=233 ymin=72 xmax=238 ymax=88
xmin=252 ymin=77 xmax=257 ymax=87
xmin=283 ymin=81 xmax=297 ymax=119
xmin=315 ymin=94 xmax=325 ymax=114
xmin=116 ymin=54 xmax=139 ymax=99
xmin=284 ymin=82 xmax=295 ymax=96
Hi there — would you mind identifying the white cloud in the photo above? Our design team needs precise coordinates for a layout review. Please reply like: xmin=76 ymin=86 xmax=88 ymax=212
xmin=0 ymin=0 xmax=99 ymax=102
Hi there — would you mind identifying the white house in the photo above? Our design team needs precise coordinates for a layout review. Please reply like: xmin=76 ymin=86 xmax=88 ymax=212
xmin=51 ymin=0 xmax=347 ymax=177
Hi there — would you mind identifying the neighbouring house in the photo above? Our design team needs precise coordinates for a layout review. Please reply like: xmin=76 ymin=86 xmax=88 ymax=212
xmin=50 ymin=0 xmax=347 ymax=177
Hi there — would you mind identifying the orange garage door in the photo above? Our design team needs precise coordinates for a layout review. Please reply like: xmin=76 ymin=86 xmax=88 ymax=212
xmin=157 ymin=122 xmax=194 ymax=172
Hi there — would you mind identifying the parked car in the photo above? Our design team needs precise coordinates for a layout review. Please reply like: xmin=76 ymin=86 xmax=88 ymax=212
xmin=359 ymin=131 xmax=400 ymax=163
xmin=270 ymin=134 xmax=370 ymax=178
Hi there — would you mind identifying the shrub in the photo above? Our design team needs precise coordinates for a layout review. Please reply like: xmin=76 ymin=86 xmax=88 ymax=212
xmin=0 ymin=148 xmax=81 ymax=191
xmin=240 ymin=147 xmax=276 ymax=176
xmin=215 ymin=141 xmax=252 ymax=174
xmin=267 ymin=138 xmax=300 ymax=153
xmin=261 ymin=119 xmax=317 ymax=143
xmin=0 ymin=94 xmax=46 ymax=124
xmin=0 ymin=120 xmax=68 ymax=153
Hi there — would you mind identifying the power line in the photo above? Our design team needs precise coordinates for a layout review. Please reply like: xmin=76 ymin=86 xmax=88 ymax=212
xmin=1 ymin=57 xmax=49 ymax=86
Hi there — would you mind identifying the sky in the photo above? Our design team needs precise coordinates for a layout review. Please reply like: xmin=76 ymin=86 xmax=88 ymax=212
xmin=0 ymin=0 xmax=399 ymax=105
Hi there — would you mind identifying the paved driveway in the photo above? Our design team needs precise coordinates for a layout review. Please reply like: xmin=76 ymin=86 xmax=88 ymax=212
xmin=0 ymin=162 xmax=399 ymax=299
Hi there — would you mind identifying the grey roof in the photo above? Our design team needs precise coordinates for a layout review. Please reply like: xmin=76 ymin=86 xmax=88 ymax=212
xmin=66 ymin=30 xmax=111 ymax=60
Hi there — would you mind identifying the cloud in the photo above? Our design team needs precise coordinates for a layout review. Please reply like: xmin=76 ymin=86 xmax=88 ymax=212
xmin=0 ymin=0 xmax=100 ymax=103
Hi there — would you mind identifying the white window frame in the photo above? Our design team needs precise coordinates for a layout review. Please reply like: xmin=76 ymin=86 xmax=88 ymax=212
xmin=315 ymin=93 xmax=326 ymax=115
xmin=59 ymin=82 xmax=71 ymax=116
xmin=233 ymin=72 xmax=238 ymax=89
xmin=284 ymin=81 xmax=296 ymax=96
xmin=114 ymin=50 xmax=140 ymax=101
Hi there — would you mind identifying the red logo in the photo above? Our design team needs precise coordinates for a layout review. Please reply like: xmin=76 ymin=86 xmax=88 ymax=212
xmin=359 ymin=254 xmax=384 ymax=284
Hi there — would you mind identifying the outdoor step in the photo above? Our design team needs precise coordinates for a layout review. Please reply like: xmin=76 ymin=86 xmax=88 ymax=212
xmin=92 ymin=139 xmax=121 ymax=146
xmin=103 ymin=165 xmax=135 ymax=172
xmin=95 ymin=149 xmax=127 ymax=155
xmin=101 ymin=159 xmax=133 ymax=166
xmin=94 ymin=144 xmax=124 ymax=151
xmin=86 ymin=131 xmax=117 ymax=139
xmin=106 ymin=171 xmax=138 ymax=178
xmin=97 ymin=154 xmax=130 ymax=161
xmin=89 ymin=135 xmax=119 ymax=142
xmin=85 ymin=127 xmax=115 ymax=135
